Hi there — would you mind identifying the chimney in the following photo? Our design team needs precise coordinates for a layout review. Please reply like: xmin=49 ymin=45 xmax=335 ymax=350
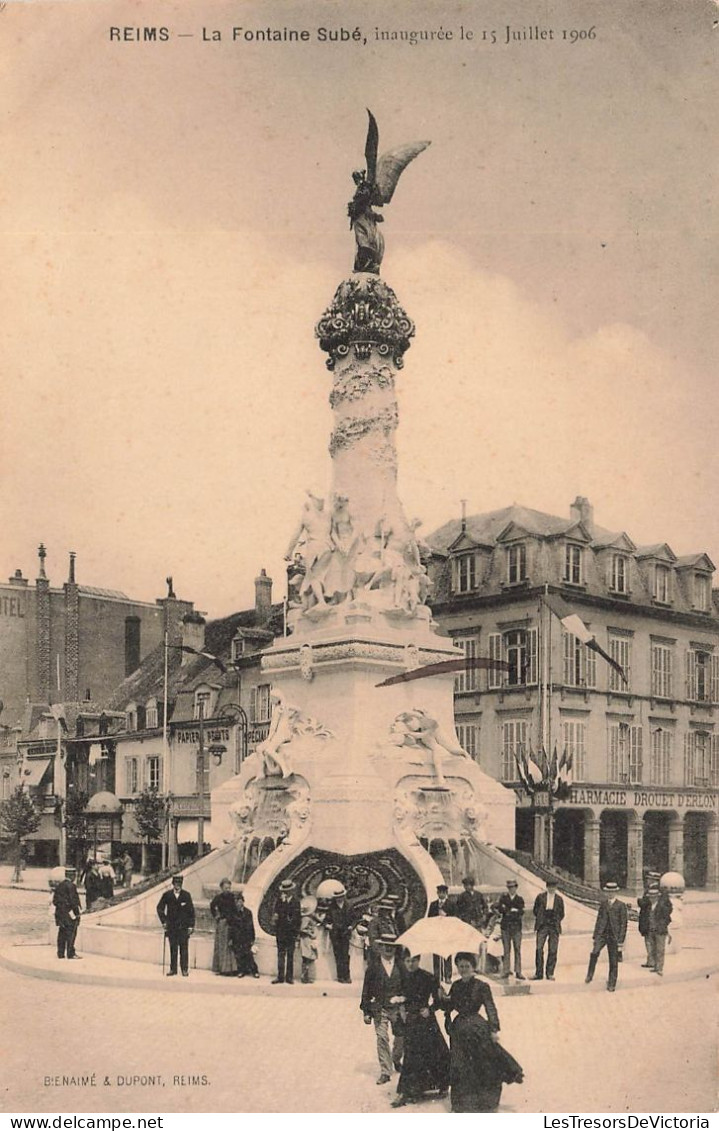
xmin=181 ymin=612 xmax=206 ymax=663
xmin=570 ymin=496 xmax=594 ymax=532
xmin=255 ymin=569 xmax=272 ymax=621
xmin=8 ymin=569 xmax=28 ymax=587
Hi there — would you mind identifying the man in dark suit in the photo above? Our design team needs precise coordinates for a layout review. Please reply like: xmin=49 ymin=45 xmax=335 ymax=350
xmin=455 ymin=875 xmax=487 ymax=930
xmin=156 ymin=874 xmax=195 ymax=977
xmin=648 ymin=887 xmax=673 ymax=976
xmin=360 ymin=937 xmax=407 ymax=1084
xmin=495 ymin=878 xmax=525 ymax=979
xmin=272 ymin=879 xmax=302 ymax=984
xmin=532 ymin=878 xmax=565 ymax=980
xmin=585 ymin=881 xmax=628 ymax=992
xmin=637 ymin=880 xmax=659 ymax=967
xmin=325 ymin=885 xmax=355 ymax=984
xmin=428 ymin=883 xmax=454 ymax=983
xmin=53 ymin=866 xmax=82 ymax=959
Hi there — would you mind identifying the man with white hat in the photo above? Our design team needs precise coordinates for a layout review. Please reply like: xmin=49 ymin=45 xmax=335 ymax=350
xmin=53 ymin=865 xmax=82 ymax=959
xmin=272 ymin=879 xmax=301 ymax=984
xmin=585 ymin=880 xmax=628 ymax=992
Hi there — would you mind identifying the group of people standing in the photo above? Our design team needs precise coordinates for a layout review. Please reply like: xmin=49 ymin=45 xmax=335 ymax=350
xmin=360 ymin=935 xmax=523 ymax=1112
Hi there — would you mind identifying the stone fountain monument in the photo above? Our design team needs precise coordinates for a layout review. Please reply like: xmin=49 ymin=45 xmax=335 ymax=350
xmin=209 ymin=112 xmax=516 ymax=973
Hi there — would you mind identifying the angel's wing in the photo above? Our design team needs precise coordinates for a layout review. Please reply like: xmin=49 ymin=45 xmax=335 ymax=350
xmin=364 ymin=109 xmax=379 ymax=185
xmin=375 ymin=140 xmax=431 ymax=204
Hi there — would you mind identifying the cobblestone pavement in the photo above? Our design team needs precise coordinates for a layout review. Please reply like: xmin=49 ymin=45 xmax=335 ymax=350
xmin=1 ymin=888 xmax=716 ymax=1115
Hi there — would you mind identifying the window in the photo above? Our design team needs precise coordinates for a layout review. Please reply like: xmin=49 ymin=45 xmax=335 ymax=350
xmin=507 ymin=544 xmax=527 ymax=585
xmin=487 ymin=629 xmax=538 ymax=689
xmin=231 ymin=637 xmax=244 ymax=662
xmin=654 ymin=565 xmax=671 ymax=603
xmin=194 ymin=689 xmax=212 ymax=720
xmin=608 ymin=723 xmax=642 ymax=784
xmin=650 ymin=729 xmax=672 ymax=786
xmin=145 ymin=700 xmax=158 ymax=730
xmin=693 ymin=574 xmax=711 ymax=612
xmin=686 ymin=650 xmax=716 ymax=703
xmin=561 ymin=720 xmax=586 ymax=781
xmin=501 ymin=719 xmax=528 ymax=781
xmin=456 ymin=722 xmax=479 ymax=760
xmin=610 ymin=555 xmax=628 ymax=594
xmin=452 ymin=553 xmax=477 ymax=594
xmin=608 ymin=635 xmax=632 ymax=692
xmin=564 ymin=545 xmax=583 ymax=585
xmin=684 ymin=731 xmax=715 ymax=787
xmin=651 ymin=644 xmax=674 ymax=698
xmin=146 ymin=755 xmax=162 ymax=791
xmin=126 ymin=704 xmax=138 ymax=732
xmin=562 ymin=632 xmax=597 ymax=689
xmin=454 ymin=635 xmax=479 ymax=693
xmin=251 ymin=683 xmax=272 ymax=723
xmin=125 ymin=757 xmax=139 ymax=795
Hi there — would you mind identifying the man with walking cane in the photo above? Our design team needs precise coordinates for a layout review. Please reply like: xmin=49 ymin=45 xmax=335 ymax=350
xmin=157 ymin=874 xmax=195 ymax=977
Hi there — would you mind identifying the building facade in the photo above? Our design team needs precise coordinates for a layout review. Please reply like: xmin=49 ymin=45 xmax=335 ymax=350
xmin=427 ymin=497 xmax=719 ymax=891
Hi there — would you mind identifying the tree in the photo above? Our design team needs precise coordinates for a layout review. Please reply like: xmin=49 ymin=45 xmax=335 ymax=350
xmin=132 ymin=787 xmax=168 ymax=876
xmin=64 ymin=789 xmax=89 ymax=869
xmin=0 ymin=786 xmax=41 ymax=882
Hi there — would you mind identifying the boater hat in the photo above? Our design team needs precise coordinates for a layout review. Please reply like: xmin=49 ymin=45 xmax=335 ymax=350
xmin=279 ymin=879 xmax=296 ymax=892
xmin=603 ymin=881 xmax=619 ymax=892
xmin=377 ymin=934 xmax=401 ymax=946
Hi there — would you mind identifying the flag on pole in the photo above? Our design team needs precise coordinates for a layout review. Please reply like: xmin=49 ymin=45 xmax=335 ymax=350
xmin=549 ymin=742 xmax=559 ymax=788
xmin=514 ymin=745 xmax=531 ymax=791
xmin=542 ymin=591 xmax=627 ymax=684
xmin=376 ymin=655 xmax=509 ymax=688
xmin=558 ymin=748 xmax=574 ymax=788
xmin=525 ymin=743 xmax=545 ymax=786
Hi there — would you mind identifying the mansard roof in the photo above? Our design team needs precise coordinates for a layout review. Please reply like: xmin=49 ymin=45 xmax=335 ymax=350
xmin=675 ymin=552 xmax=715 ymax=572
xmin=428 ymin=505 xmax=613 ymax=553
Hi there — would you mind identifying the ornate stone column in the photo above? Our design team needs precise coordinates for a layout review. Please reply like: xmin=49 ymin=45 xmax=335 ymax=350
xmin=705 ymin=817 xmax=718 ymax=890
xmin=668 ymin=813 xmax=685 ymax=875
xmin=626 ymin=812 xmax=644 ymax=891
xmin=584 ymin=817 xmax=601 ymax=886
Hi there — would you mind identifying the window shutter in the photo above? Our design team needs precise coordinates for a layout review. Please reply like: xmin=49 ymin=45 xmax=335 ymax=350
xmin=684 ymin=732 xmax=694 ymax=785
xmin=488 ymin=633 xmax=503 ymax=689
xmin=711 ymin=655 xmax=719 ymax=704
xmin=711 ymin=735 xmax=719 ymax=787
xmin=527 ymin=628 xmax=538 ymax=684
xmin=250 ymin=686 xmax=257 ymax=724
xmin=630 ymin=726 xmax=643 ymax=783
xmin=563 ymin=631 xmax=573 ymax=685
xmin=686 ymin=650 xmax=696 ymax=700
xmin=585 ymin=645 xmax=597 ymax=689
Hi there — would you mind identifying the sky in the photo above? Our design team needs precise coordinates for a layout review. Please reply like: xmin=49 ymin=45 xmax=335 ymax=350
xmin=2 ymin=0 xmax=718 ymax=617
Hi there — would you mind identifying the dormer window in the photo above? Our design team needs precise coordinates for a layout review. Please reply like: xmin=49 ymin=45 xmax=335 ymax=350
xmin=452 ymin=553 xmax=477 ymax=594
xmin=194 ymin=688 xmax=213 ymax=721
xmin=507 ymin=544 xmax=527 ymax=585
xmin=231 ymin=637 xmax=244 ymax=662
xmin=693 ymin=573 xmax=711 ymax=612
xmin=145 ymin=699 xmax=158 ymax=730
xmin=610 ymin=554 xmax=628 ymax=594
xmin=564 ymin=544 xmax=583 ymax=585
xmin=126 ymin=703 xmax=138 ymax=732
xmin=654 ymin=564 xmax=671 ymax=603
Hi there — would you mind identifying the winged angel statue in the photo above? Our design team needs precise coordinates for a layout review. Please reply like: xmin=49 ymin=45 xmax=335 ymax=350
xmin=348 ymin=110 xmax=430 ymax=274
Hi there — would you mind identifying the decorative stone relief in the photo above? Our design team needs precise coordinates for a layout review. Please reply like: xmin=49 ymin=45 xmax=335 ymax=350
xmin=329 ymin=406 xmax=399 ymax=458
xmin=387 ymin=708 xmax=470 ymax=787
xmin=329 ymin=364 xmax=395 ymax=409
xmin=255 ymin=691 xmax=333 ymax=779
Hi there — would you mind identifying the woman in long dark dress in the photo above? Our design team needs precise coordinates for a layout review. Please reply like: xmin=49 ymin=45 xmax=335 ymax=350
xmin=210 ymin=878 xmax=239 ymax=976
xmin=444 ymin=952 xmax=523 ymax=1113
xmin=392 ymin=953 xmax=450 ymax=1107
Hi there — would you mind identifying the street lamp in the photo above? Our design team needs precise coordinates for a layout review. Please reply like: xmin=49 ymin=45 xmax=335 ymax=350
xmin=216 ymin=703 xmax=249 ymax=772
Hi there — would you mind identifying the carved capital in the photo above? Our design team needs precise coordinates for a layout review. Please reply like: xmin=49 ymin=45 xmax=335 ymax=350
xmin=316 ymin=275 xmax=415 ymax=370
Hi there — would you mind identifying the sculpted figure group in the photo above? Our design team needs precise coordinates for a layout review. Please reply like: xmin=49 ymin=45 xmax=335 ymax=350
xmin=285 ymin=491 xmax=431 ymax=616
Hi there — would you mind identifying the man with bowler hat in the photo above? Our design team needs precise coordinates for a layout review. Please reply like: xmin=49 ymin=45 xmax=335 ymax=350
xmin=532 ymin=878 xmax=565 ymax=980
xmin=53 ymin=865 xmax=82 ymax=959
xmin=455 ymin=875 xmax=487 ymax=930
xmin=428 ymin=883 xmax=454 ymax=983
xmin=585 ymin=881 xmax=628 ymax=992
xmin=495 ymin=878 xmax=525 ymax=979
xmin=272 ymin=878 xmax=301 ymax=984
xmin=157 ymin=873 xmax=195 ymax=977
xmin=360 ymin=936 xmax=407 ymax=1084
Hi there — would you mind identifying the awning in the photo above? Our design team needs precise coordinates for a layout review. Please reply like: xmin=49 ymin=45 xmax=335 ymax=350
xmin=20 ymin=758 xmax=52 ymax=787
